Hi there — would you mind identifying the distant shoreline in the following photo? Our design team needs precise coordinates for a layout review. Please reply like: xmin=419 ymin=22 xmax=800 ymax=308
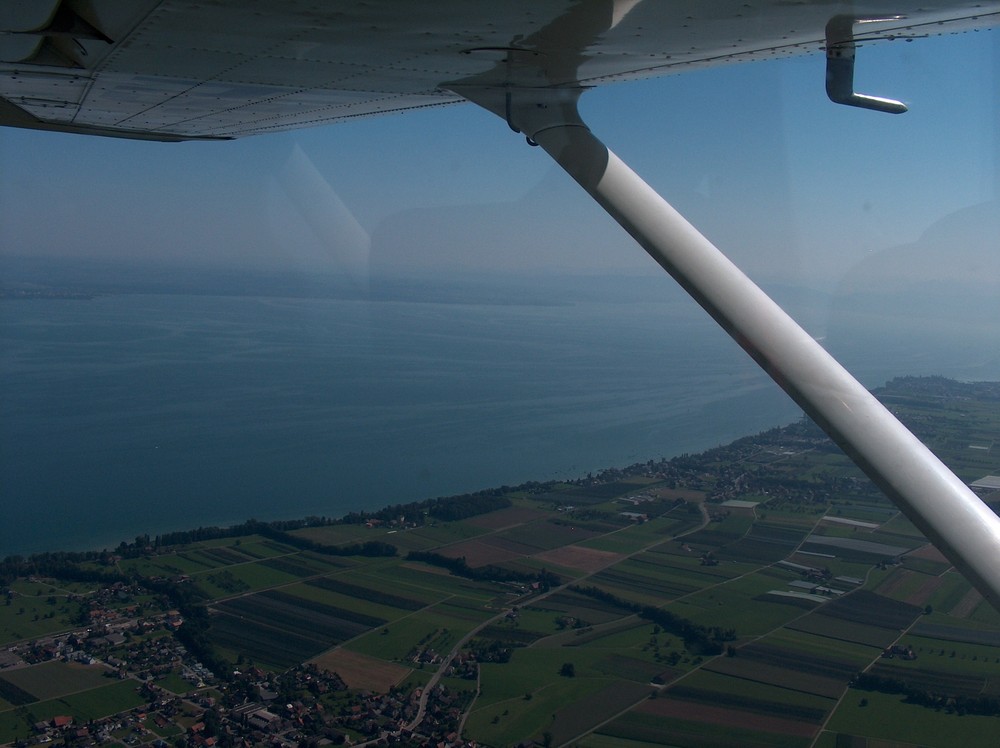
xmin=6 ymin=375 xmax=996 ymax=566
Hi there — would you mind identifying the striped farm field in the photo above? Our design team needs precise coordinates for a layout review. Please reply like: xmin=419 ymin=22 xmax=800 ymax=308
xmin=210 ymin=588 xmax=387 ymax=669
xmin=283 ymin=580 xmax=427 ymax=622
xmin=786 ymin=614 xmax=899 ymax=648
xmin=667 ymin=669 xmax=836 ymax=722
xmin=612 ymin=556 xmax=734 ymax=588
xmin=903 ymin=555 xmax=952 ymax=576
xmin=592 ymin=563 xmax=700 ymax=597
xmin=188 ymin=545 xmax=257 ymax=566
xmin=875 ymin=567 xmax=947 ymax=607
xmin=814 ymin=591 xmax=922 ymax=629
xmin=639 ymin=695 xmax=820 ymax=736
xmin=949 ymin=587 xmax=983 ymax=618
xmin=492 ymin=520 xmax=602 ymax=551
xmin=704 ymin=655 xmax=846 ymax=699
xmin=765 ymin=628 xmax=880 ymax=666
xmin=305 ymin=575 xmax=426 ymax=610
xmin=209 ymin=614 xmax=342 ymax=670
xmin=712 ymin=637 xmax=861 ymax=675
xmin=257 ymin=554 xmax=342 ymax=578
xmin=599 ymin=705 xmax=812 ymax=747
xmin=714 ymin=537 xmax=797 ymax=564
xmin=703 ymin=637 xmax=860 ymax=699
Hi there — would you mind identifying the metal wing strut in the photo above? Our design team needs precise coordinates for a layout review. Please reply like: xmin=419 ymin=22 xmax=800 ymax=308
xmin=456 ymin=84 xmax=1000 ymax=611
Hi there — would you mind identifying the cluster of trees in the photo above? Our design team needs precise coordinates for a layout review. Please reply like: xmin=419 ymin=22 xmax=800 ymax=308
xmin=406 ymin=551 xmax=559 ymax=588
xmin=851 ymin=672 xmax=1000 ymax=716
xmin=0 ymin=550 xmax=123 ymax=584
xmin=137 ymin=575 xmax=232 ymax=680
xmin=341 ymin=491 xmax=512 ymax=526
xmin=470 ymin=639 xmax=513 ymax=664
xmin=570 ymin=585 xmax=735 ymax=655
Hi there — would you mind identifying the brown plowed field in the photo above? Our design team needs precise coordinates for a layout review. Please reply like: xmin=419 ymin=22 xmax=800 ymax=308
xmin=534 ymin=545 xmax=624 ymax=573
xmin=907 ymin=544 xmax=949 ymax=563
xmin=903 ymin=575 xmax=945 ymax=607
xmin=950 ymin=587 xmax=983 ymax=619
xmin=311 ymin=649 xmax=410 ymax=692
xmin=434 ymin=539 xmax=523 ymax=567
xmin=636 ymin=697 xmax=817 ymax=739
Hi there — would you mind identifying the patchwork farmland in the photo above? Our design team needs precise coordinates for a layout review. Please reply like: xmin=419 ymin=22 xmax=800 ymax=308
xmin=1 ymin=377 xmax=999 ymax=747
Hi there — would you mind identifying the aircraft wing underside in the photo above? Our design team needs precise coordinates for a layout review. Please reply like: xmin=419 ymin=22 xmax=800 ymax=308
xmin=1 ymin=0 xmax=997 ymax=141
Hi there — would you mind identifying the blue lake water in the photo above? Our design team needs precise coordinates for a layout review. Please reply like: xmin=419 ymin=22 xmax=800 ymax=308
xmin=1 ymin=290 xmax=996 ymax=556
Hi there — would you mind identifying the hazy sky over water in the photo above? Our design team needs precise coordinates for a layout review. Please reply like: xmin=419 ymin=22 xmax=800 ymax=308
xmin=0 ymin=29 xmax=996 ymax=294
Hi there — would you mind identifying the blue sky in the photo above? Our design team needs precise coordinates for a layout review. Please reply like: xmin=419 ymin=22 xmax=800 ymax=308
xmin=0 ymin=27 xmax=996 ymax=291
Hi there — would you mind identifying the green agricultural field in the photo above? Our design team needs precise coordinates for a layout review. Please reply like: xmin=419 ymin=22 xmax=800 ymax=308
xmin=764 ymin=628 xmax=880 ymax=666
xmin=506 ymin=607 xmax=565 ymax=637
xmin=902 ymin=554 xmax=951 ymax=575
xmin=969 ymin=599 xmax=1000 ymax=627
xmin=366 ymin=562 xmax=499 ymax=602
xmin=589 ymin=566 xmax=698 ymax=605
xmin=289 ymin=524 xmax=383 ymax=547
xmin=1 ymin=662 xmax=113 ymax=701
xmin=595 ymin=708 xmax=811 ymax=748
xmin=668 ymin=573 xmax=806 ymax=635
xmin=291 ymin=578 xmax=428 ymax=621
xmin=346 ymin=605 xmax=487 ymax=661
xmin=823 ymin=689 xmax=1000 ymax=748
xmin=209 ymin=558 xmax=310 ymax=590
xmin=512 ymin=555 xmax=590 ymax=580
xmin=577 ymin=735 xmax=672 ymax=748
xmin=577 ymin=532 xmax=650 ymax=554
xmin=0 ymin=711 xmax=32 ymax=746
xmin=474 ymin=646 xmax=623 ymax=710
xmin=0 ymin=579 xmax=93 ymax=645
xmin=28 ymin=680 xmax=145 ymax=723
xmin=2 ymin=376 xmax=997 ymax=748
xmin=466 ymin=677 xmax=607 ymax=747
xmin=154 ymin=672 xmax=193 ymax=695
xmin=922 ymin=570 xmax=980 ymax=612
xmin=337 ymin=565 xmax=460 ymax=606
xmin=545 ymin=681 xmax=655 ymax=745
xmin=554 ymin=620 xmax=659 ymax=654
xmin=672 ymin=669 xmax=837 ymax=717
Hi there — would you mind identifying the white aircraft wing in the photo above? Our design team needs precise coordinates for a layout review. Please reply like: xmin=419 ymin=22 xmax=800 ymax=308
xmin=1 ymin=1 xmax=996 ymax=140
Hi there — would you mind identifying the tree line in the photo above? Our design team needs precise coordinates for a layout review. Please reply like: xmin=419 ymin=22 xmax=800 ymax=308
xmin=570 ymin=584 xmax=735 ymax=655
xmin=852 ymin=672 xmax=1000 ymax=716
xmin=407 ymin=551 xmax=559 ymax=587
